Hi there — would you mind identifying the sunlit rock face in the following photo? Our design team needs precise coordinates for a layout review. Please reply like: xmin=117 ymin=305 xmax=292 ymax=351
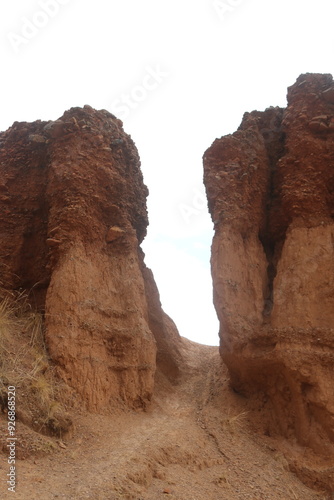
xmin=0 ymin=105 xmax=183 ymax=412
xmin=204 ymin=74 xmax=334 ymax=461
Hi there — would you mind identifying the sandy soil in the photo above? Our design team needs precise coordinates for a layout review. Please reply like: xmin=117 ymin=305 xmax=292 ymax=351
xmin=0 ymin=341 xmax=327 ymax=499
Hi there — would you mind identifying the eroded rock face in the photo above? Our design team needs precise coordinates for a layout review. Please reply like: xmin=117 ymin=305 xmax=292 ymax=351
xmin=0 ymin=106 xmax=182 ymax=411
xmin=204 ymin=74 xmax=334 ymax=458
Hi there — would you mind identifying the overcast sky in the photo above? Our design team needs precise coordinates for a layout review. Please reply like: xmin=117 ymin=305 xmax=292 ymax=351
xmin=1 ymin=0 xmax=334 ymax=345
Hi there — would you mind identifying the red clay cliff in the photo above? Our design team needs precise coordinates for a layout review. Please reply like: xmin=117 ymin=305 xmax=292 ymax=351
xmin=204 ymin=74 xmax=334 ymax=470
xmin=0 ymin=106 xmax=182 ymax=412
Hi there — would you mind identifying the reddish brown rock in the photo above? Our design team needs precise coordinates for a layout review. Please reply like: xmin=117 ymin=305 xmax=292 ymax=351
xmin=204 ymin=74 xmax=334 ymax=476
xmin=106 ymin=226 xmax=126 ymax=242
xmin=0 ymin=105 xmax=182 ymax=412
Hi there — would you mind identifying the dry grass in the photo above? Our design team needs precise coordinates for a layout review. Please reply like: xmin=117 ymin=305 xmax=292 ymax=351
xmin=0 ymin=288 xmax=72 ymax=439
xmin=26 ymin=310 xmax=45 ymax=348
xmin=0 ymin=296 xmax=19 ymax=352
xmin=221 ymin=410 xmax=248 ymax=434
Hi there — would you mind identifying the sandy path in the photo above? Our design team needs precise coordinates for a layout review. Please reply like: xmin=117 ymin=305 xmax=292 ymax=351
xmin=0 ymin=342 xmax=324 ymax=499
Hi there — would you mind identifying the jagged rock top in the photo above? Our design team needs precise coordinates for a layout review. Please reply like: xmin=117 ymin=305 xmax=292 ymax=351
xmin=204 ymin=73 xmax=334 ymax=242
xmin=0 ymin=105 xmax=148 ymax=247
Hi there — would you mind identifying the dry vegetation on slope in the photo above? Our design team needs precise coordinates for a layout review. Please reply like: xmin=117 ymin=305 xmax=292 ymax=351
xmin=0 ymin=287 xmax=74 ymax=463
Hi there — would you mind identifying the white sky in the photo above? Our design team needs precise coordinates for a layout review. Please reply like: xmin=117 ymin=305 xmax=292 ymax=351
xmin=1 ymin=0 xmax=334 ymax=345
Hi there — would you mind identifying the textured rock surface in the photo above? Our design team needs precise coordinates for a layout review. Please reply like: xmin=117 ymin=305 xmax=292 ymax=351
xmin=0 ymin=106 xmax=182 ymax=411
xmin=204 ymin=74 xmax=334 ymax=468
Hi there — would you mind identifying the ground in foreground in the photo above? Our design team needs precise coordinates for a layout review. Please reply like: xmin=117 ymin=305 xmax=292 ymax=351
xmin=0 ymin=340 xmax=327 ymax=499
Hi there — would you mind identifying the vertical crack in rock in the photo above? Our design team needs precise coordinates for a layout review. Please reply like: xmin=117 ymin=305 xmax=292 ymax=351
xmin=238 ymin=107 xmax=285 ymax=318
xmin=203 ymin=74 xmax=334 ymax=483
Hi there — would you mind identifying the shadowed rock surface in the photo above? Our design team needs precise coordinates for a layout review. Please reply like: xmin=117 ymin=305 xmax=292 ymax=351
xmin=204 ymin=73 xmax=334 ymax=489
xmin=0 ymin=106 xmax=183 ymax=412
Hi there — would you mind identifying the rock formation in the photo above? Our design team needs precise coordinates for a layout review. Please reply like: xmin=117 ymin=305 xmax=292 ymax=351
xmin=0 ymin=106 xmax=182 ymax=412
xmin=204 ymin=74 xmax=334 ymax=461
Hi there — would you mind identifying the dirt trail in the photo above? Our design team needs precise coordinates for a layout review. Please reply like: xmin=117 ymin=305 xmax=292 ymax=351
xmin=1 ymin=341 xmax=325 ymax=499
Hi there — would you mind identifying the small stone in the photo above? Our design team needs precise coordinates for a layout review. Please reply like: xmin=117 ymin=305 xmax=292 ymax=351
xmin=29 ymin=134 xmax=46 ymax=144
xmin=311 ymin=114 xmax=328 ymax=121
xmin=106 ymin=226 xmax=125 ymax=243
xmin=46 ymin=238 xmax=61 ymax=247
xmin=111 ymin=139 xmax=124 ymax=146
xmin=43 ymin=120 xmax=65 ymax=139
xmin=308 ymin=120 xmax=328 ymax=133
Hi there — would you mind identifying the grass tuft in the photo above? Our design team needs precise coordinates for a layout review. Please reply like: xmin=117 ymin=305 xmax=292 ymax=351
xmin=221 ymin=410 xmax=248 ymax=434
